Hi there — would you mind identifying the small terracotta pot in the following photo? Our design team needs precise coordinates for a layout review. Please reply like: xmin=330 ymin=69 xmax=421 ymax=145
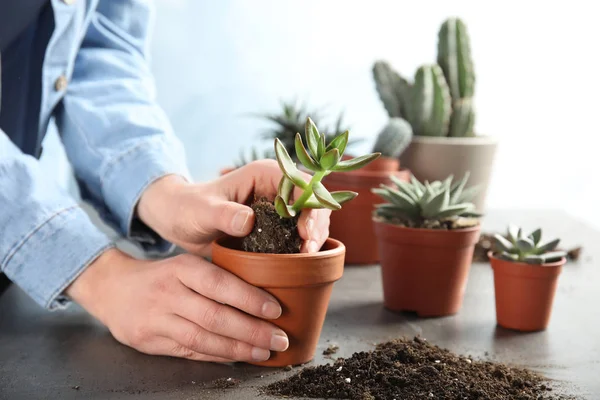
xmin=373 ymin=220 xmax=480 ymax=317
xmin=211 ymin=237 xmax=345 ymax=367
xmin=489 ymin=252 xmax=565 ymax=332
xmin=324 ymin=156 xmax=410 ymax=265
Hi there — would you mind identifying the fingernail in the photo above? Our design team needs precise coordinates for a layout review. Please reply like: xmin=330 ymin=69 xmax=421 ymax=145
xmin=251 ymin=347 xmax=271 ymax=362
xmin=262 ymin=301 xmax=282 ymax=319
xmin=271 ymin=331 xmax=289 ymax=352
xmin=308 ymin=240 xmax=320 ymax=253
xmin=305 ymin=217 xmax=315 ymax=240
xmin=232 ymin=209 xmax=251 ymax=233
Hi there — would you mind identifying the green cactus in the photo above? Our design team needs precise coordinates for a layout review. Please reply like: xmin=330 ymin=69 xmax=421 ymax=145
xmin=407 ymin=65 xmax=452 ymax=137
xmin=372 ymin=118 xmax=413 ymax=158
xmin=372 ymin=173 xmax=481 ymax=228
xmin=493 ymin=225 xmax=567 ymax=264
xmin=373 ymin=61 xmax=411 ymax=119
xmin=437 ymin=17 xmax=475 ymax=101
xmin=449 ymin=98 xmax=475 ymax=137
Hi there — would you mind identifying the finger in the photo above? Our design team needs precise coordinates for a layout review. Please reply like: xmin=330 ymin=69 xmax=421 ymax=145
xmin=138 ymin=336 xmax=233 ymax=363
xmin=219 ymin=159 xmax=284 ymax=203
xmin=210 ymin=200 xmax=255 ymax=237
xmin=173 ymin=287 xmax=288 ymax=352
xmin=298 ymin=208 xmax=331 ymax=253
xmin=157 ymin=315 xmax=272 ymax=362
xmin=176 ymin=256 xmax=282 ymax=320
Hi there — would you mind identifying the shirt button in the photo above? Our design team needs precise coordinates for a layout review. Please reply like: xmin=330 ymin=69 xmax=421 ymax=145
xmin=54 ymin=75 xmax=68 ymax=91
xmin=62 ymin=0 xmax=76 ymax=4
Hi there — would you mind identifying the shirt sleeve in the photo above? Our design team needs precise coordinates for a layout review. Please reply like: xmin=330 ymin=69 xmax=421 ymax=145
xmin=54 ymin=0 xmax=191 ymax=255
xmin=0 ymin=131 xmax=114 ymax=310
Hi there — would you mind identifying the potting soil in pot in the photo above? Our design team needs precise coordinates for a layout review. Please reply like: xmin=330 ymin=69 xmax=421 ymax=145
xmin=241 ymin=197 xmax=302 ymax=254
xmin=264 ymin=337 xmax=573 ymax=400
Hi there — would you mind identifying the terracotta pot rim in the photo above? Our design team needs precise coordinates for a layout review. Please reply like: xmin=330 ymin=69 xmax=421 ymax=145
xmin=488 ymin=252 xmax=567 ymax=268
xmin=373 ymin=218 xmax=481 ymax=234
xmin=212 ymin=237 xmax=345 ymax=260
xmin=410 ymin=135 xmax=498 ymax=146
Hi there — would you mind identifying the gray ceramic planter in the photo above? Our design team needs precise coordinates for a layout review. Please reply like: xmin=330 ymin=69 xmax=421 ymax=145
xmin=399 ymin=136 xmax=498 ymax=211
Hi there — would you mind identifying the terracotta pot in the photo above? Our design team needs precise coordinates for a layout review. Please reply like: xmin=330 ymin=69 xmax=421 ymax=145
xmin=373 ymin=220 xmax=480 ymax=317
xmin=489 ymin=253 xmax=565 ymax=332
xmin=211 ymin=237 xmax=345 ymax=366
xmin=399 ymin=136 xmax=498 ymax=211
xmin=323 ymin=156 xmax=410 ymax=265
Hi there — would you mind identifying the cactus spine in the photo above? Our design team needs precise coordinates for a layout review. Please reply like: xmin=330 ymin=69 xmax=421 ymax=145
xmin=408 ymin=65 xmax=452 ymax=137
xmin=437 ymin=17 xmax=475 ymax=101
xmin=372 ymin=117 xmax=413 ymax=158
xmin=373 ymin=61 xmax=411 ymax=119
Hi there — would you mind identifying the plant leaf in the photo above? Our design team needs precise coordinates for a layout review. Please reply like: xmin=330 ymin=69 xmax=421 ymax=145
xmin=313 ymin=181 xmax=341 ymax=210
xmin=274 ymin=195 xmax=296 ymax=218
xmin=305 ymin=117 xmax=320 ymax=159
xmin=320 ymin=148 xmax=340 ymax=170
xmin=422 ymin=189 xmax=449 ymax=218
xmin=390 ymin=175 xmax=420 ymax=202
xmin=534 ymin=238 xmax=560 ymax=254
xmin=326 ymin=130 xmax=349 ymax=156
xmin=317 ymin=133 xmax=326 ymax=159
xmin=457 ymin=184 xmax=480 ymax=203
xmin=330 ymin=153 xmax=380 ymax=172
xmin=375 ymin=203 xmax=419 ymax=220
xmin=507 ymin=224 xmax=520 ymax=244
xmin=493 ymin=234 xmax=514 ymax=253
xmin=275 ymin=138 xmax=309 ymax=189
xmin=528 ymin=228 xmax=542 ymax=246
xmin=434 ymin=203 xmax=471 ymax=219
xmin=294 ymin=133 xmax=321 ymax=172
xmin=536 ymin=250 xmax=567 ymax=263
xmin=410 ymin=175 xmax=426 ymax=195
xmin=331 ymin=190 xmax=358 ymax=205
xmin=450 ymin=172 xmax=469 ymax=204
xmin=516 ymin=238 xmax=535 ymax=252
xmin=277 ymin=176 xmax=294 ymax=203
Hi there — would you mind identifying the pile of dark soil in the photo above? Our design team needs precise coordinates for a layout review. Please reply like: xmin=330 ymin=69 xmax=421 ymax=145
xmin=241 ymin=197 xmax=302 ymax=254
xmin=265 ymin=337 xmax=572 ymax=400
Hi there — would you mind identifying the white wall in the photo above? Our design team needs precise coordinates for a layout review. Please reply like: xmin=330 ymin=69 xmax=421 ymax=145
xmin=43 ymin=0 xmax=600 ymax=228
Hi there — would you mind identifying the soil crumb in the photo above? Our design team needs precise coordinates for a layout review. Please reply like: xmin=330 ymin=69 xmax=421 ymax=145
xmin=264 ymin=337 xmax=574 ymax=400
xmin=323 ymin=344 xmax=340 ymax=356
xmin=212 ymin=377 xmax=240 ymax=389
xmin=241 ymin=197 xmax=302 ymax=254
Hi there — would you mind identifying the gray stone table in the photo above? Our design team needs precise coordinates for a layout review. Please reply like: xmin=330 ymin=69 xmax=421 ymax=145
xmin=0 ymin=210 xmax=597 ymax=399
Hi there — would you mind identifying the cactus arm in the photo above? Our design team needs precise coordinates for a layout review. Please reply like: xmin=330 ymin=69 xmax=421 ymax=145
xmin=372 ymin=118 xmax=413 ymax=158
xmin=437 ymin=17 xmax=475 ymax=101
xmin=409 ymin=65 xmax=452 ymax=137
xmin=449 ymin=98 xmax=475 ymax=137
xmin=373 ymin=61 xmax=412 ymax=119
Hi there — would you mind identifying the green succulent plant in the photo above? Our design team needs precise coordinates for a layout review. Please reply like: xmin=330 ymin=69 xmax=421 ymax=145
xmin=274 ymin=117 xmax=380 ymax=218
xmin=260 ymin=100 xmax=360 ymax=160
xmin=372 ymin=17 xmax=476 ymax=138
xmin=493 ymin=225 xmax=567 ymax=264
xmin=372 ymin=173 xmax=481 ymax=228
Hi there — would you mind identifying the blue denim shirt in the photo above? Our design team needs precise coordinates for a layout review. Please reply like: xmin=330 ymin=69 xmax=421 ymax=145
xmin=0 ymin=0 xmax=191 ymax=310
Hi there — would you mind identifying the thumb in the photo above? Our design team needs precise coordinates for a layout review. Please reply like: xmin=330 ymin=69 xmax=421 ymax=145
xmin=212 ymin=200 xmax=255 ymax=237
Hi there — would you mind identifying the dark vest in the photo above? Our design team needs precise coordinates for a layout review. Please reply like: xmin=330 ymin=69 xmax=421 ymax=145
xmin=0 ymin=1 xmax=54 ymax=158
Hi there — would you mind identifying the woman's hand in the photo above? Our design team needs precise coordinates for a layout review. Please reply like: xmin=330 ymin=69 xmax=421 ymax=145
xmin=137 ymin=159 xmax=331 ymax=256
xmin=67 ymin=248 xmax=289 ymax=362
